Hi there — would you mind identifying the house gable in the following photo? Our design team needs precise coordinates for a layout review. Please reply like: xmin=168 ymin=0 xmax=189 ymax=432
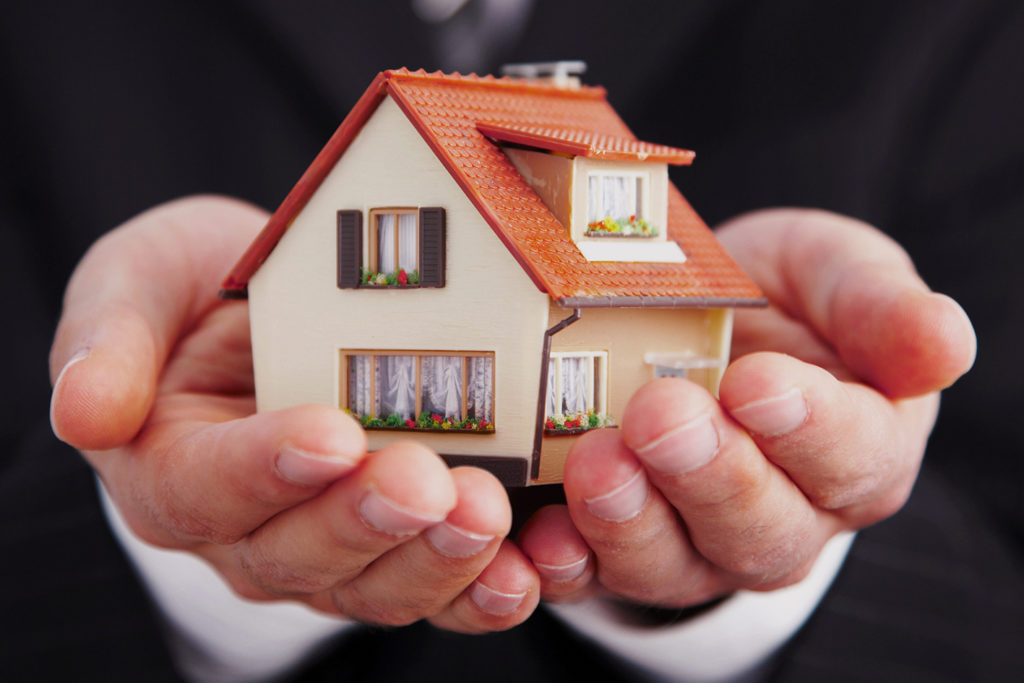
xmin=247 ymin=95 xmax=549 ymax=460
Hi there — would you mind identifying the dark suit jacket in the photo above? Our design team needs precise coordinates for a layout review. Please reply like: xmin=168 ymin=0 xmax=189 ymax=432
xmin=2 ymin=1 xmax=1021 ymax=680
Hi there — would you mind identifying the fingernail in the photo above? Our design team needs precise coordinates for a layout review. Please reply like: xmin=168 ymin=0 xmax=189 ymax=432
xmin=470 ymin=582 xmax=526 ymax=615
xmin=424 ymin=522 xmax=494 ymax=558
xmin=535 ymin=555 xmax=588 ymax=583
xmin=730 ymin=387 xmax=809 ymax=437
xmin=359 ymin=487 xmax=446 ymax=536
xmin=275 ymin=446 xmax=358 ymax=487
xmin=50 ymin=348 xmax=91 ymax=441
xmin=583 ymin=469 xmax=649 ymax=523
xmin=633 ymin=411 xmax=720 ymax=474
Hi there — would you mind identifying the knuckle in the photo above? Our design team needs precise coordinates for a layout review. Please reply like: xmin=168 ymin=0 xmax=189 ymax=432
xmin=236 ymin=547 xmax=334 ymax=596
xmin=708 ymin=524 xmax=813 ymax=583
xmin=161 ymin=501 xmax=244 ymax=545
xmin=597 ymin=567 xmax=672 ymax=605
xmin=333 ymin=585 xmax=427 ymax=628
xmin=841 ymin=480 xmax=915 ymax=529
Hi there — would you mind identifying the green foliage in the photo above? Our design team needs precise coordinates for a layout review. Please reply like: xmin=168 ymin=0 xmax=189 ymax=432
xmin=585 ymin=215 xmax=658 ymax=236
xmin=544 ymin=410 xmax=614 ymax=433
xmin=351 ymin=410 xmax=494 ymax=432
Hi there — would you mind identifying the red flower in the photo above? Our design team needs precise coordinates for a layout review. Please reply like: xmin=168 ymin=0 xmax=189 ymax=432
xmin=431 ymin=413 xmax=443 ymax=424
xmin=397 ymin=269 xmax=408 ymax=285
xmin=405 ymin=419 xmax=415 ymax=428
xmin=545 ymin=419 xmax=556 ymax=430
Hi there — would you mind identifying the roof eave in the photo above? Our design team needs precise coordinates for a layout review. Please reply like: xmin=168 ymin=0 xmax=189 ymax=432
xmin=218 ymin=71 xmax=393 ymax=297
xmin=555 ymin=295 xmax=768 ymax=309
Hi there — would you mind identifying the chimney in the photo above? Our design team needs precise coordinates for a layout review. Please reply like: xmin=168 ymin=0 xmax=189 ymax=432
xmin=501 ymin=60 xmax=587 ymax=89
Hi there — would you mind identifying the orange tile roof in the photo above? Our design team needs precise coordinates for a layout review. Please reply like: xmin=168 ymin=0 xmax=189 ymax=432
xmin=220 ymin=68 xmax=764 ymax=307
xmin=476 ymin=122 xmax=695 ymax=165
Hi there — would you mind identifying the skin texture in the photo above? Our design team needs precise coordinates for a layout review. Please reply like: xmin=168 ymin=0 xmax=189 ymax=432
xmin=50 ymin=198 xmax=974 ymax=628
xmin=518 ymin=208 xmax=976 ymax=607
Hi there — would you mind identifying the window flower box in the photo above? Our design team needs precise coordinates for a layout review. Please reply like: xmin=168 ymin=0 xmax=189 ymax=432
xmin=359 ymin=267 xmax=421 ymax=287
xmin=544 ymin=411 xmax=614 ymax=436
xmin=585 ymin=215 xmax=658 ymax=237
xmin=351 ymin=411 xmax=495 ymax=433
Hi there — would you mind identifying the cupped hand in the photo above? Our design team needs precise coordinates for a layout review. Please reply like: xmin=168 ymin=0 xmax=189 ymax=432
xmin=519 ymin=208 xmax=976 ymax=606
xmin=49 ymin=196 xmax=538 ymax=631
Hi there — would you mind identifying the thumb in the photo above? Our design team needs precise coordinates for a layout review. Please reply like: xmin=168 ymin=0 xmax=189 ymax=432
xmin=50 ymin=195 xmax=267 ymax=450
xmin=50 ymin=304 xmax=160 ymax=450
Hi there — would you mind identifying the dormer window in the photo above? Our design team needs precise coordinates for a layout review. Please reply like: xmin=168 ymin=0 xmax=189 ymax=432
xmin=585 ymin=172 xmax=657 ymax=237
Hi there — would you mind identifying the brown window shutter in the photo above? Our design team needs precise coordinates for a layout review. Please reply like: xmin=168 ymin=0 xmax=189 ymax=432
xmin=418 ymin=207 xmax=445 ymax=287
xmin=337 ymin=210 xmax=363 ymax=288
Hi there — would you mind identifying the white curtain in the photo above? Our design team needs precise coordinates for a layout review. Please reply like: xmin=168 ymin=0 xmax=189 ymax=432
xmin=587 ymin=176 xmax=602 ymax=223
xmin=546 ymin=359 xmax=558 ymax=417
xmin=377 ymin=214 xmax=396 ymax=274
xmin=467 ymin=356 xmax=493 ymax=421
xmin=561 ymin=356 xmax=588 ymax=414
xmin=348 ymin=355 xmax=372 ymax=416
xmin=422 ymin=356 xmax=462 ymax=419
xmin=379 ymin=355 xmax=416 ymax=419
xmin=397 ymin=213 xmax=417 ymax=273
xmin=588 ymin=175 xmax=637 ymax=222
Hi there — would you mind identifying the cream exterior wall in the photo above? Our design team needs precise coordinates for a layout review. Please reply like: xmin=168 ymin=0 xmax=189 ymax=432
xmin=504 ymin=148 xmax=574 ymax=231
xmin=535 ymin=303 xmax=733 ymax=484
xmin=248 ymin=96 xmax=550 ymax=461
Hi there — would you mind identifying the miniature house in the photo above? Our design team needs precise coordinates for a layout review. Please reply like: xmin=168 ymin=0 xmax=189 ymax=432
xmin=220 ymin=67 xmax=764 ymax=486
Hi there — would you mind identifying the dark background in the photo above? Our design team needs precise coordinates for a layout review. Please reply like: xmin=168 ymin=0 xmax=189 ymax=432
xmin=1 ymin=1 xmax=1021 ymax=680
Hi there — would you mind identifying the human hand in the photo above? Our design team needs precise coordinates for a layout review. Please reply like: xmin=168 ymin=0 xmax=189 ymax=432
xmin=519 ymin=208 xmax=976 ymax=607
xmin=49 ymin=196 xmax=538 ymax=631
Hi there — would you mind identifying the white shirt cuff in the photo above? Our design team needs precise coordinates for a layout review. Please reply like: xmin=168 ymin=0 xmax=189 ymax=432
xmin=546 ymin=530 xmax=855 ymax=683
xmin=99 ymin=479 xmax=355 ymax=683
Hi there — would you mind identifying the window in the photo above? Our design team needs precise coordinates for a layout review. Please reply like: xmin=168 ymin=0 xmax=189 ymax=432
xmin=343 ymin=350 xmax=494 ymax=431
xmin=370 ymin=209 xmax=418 ymax=278
xmin=586 ymin=173 xmax=657 ymax=237
xmin=544 ymin=351 xmax=612 ymax=432
xmin=337 ymin=207 xmax=445 ymax=288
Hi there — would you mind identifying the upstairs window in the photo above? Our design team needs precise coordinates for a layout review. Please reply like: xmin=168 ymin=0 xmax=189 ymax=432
xmin=337 ymin=207 xmax=445 ymax=288
xmin=586 ymin=173 xmax=657 ymax=237
xmin=372 ymin=209 xmax=418 ymax=280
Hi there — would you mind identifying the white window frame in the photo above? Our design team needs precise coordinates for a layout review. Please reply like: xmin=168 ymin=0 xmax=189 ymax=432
xmin=587 ymin=171 xmax=648 ymax=224
xmin=547 ymin=351 xmax=608 ymax=417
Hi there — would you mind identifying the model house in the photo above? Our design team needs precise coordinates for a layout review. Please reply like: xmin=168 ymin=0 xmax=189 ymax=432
xmin=220 ymin=66 xmax=764 ymax=486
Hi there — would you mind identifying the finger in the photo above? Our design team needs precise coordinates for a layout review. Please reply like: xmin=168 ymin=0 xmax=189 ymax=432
xmin=518 ymin=505 xmax=595 ymax=601
xmin=329 ymin=467 xmax=510 ymax=626
xmin=428 ymin=540 xmax=540 ymax=634
xmin=561 ymin=429 xmax=724 ymax=606
xmin=717 ymin=208 xmax=976 ymax=397
xmin=229 ymin=441 xmax=456 ymax=601
xmin=720 ymin=352 xmax=930 ymax=519
xmin=620 ymin=379 xmax=826 ymax=589
xmin=50 ymin=196 xmax=268 ymax=449
xmin=104 ymin=403 xmax=367 ymax=548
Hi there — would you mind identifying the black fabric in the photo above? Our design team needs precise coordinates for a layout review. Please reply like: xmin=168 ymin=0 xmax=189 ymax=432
xmin=2 ymin=1 xmax=1021 ymax=680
